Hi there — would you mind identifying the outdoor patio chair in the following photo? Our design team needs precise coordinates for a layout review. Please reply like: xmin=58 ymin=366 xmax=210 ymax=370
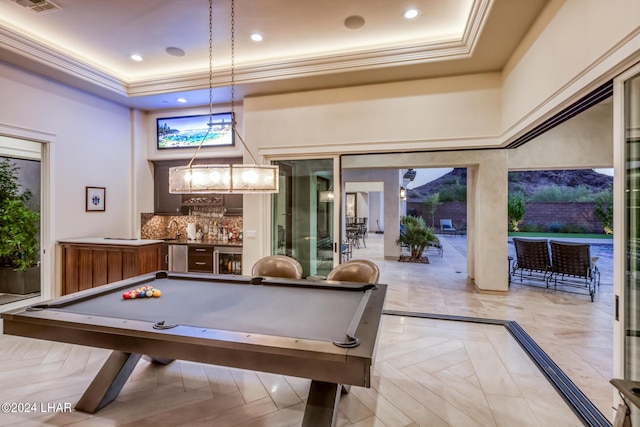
xmin=439 ymin=219 xmax=456 ymax=235
xmin=549 ymin=240 xmax=600 ymax=301
xmin=341 ymin=241 xmax=352 ymax=261
xmin=426 ymin=240 xmax=444 ymax=257
xmin=511 ymin=238 xmax=552 ymax=286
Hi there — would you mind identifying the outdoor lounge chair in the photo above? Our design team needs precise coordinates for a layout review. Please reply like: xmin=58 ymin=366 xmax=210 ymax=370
xmin=439 ymin=219 xmax=456 ymax=235
xmin=511 ymin=238 xmax=552 ymax=286
xmin=549 ymin=240 xmax=600 ymax=301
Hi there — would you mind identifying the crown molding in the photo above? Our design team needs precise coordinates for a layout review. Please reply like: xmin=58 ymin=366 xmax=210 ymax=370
xmin=0 ymin=26 xmax=128 ymax=98
xmin=0 ymin=0 xmax=490 ymax=101
xmin=126 ymin=39 xmax=475 ymax=97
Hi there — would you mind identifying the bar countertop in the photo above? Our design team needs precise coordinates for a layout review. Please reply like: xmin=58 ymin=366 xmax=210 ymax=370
xmin=57 ymin=237 xmax=164 ymax=246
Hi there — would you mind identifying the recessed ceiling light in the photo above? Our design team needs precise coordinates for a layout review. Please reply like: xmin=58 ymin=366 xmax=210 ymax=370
xmin=130 ymin=54 xmax=143 ymax=61
xmin=176 ymin=98 xmax=187 ymax=103
xmin=250 ymin=33 xmax=263 ymax=42
xmin=344 ymin=15 xmax=365 ymax=30
xmin=166 ymin=47 xmax=186 ymax=57
xmin=404 ymin=8 xmax=420 ymax=20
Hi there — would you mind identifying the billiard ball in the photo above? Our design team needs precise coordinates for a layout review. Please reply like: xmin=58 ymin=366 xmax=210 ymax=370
xmin=123 ymin=292 xmax=130 ymax=299
xmin=146 ymin=290 xmax=153 ymax=297
xmin=153 ymin=289 xmax=161 ymax=297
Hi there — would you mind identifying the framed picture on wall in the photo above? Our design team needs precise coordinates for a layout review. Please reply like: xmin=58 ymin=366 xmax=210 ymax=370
xmin=86 ymin=186 xmax=106 ymax=211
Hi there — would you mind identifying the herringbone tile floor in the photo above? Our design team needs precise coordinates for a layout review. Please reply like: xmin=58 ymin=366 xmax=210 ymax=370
xmin=0 ymin=233 xmax=613 ymax=426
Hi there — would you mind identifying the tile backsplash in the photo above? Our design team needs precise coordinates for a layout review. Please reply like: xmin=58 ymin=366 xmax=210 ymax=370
xmin=141 ymin=213 xmax=243 ymax=241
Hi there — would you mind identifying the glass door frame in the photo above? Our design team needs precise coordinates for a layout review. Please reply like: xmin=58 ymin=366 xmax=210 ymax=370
xmin=268 ymin=154 xmax=342 ymax=274
xmin=0 ymin=129 xmax=52 ymax=304
xmin=613 ymin=61 xmax=640 ymax=391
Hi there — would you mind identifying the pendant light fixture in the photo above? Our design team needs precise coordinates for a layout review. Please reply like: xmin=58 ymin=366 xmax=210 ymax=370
xmin=169 ymin=0 xmax=279 ymax=194
xmin=319 ymin=187 xmax=335 ymax=203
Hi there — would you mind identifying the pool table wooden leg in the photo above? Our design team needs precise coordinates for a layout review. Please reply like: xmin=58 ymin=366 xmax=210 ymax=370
xmin=75 ymin=350 xmax=142 ymax=413
xmin=302 ymin=380 xmax=342 ymax=427
xmin=143 ymin=355 xmax=174 ymax=365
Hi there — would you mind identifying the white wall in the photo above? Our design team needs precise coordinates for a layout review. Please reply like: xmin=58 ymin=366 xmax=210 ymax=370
xmin=368 ymin=192 xmax=383 ymax=233
xmin=0 ymin=63 xmax=133 ymax=238
xmin=0 ymin=61 xmax=134 ymax=296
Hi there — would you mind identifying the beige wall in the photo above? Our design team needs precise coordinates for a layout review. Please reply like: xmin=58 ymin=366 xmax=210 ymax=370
xmin=501 ymin=0 xmax=640 ymax=142
xmin=245 ymin=73 xmax=503 ymax=155
xmin=509 ymin=102 xmax=613 ymax=170
xmin=238 ymin=0 xmax=634 ymax=290
xmin=342 ymin=169 xmax=402 ymax=260
xmin=343 ymin=150 xmax=509 ymax=291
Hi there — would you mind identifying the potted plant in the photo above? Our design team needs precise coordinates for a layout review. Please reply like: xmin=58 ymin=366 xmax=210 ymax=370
xmin=396 ymin=215 xmax=439 ymax=262
xmin=0 ymin=158 xmax=40 ymax=294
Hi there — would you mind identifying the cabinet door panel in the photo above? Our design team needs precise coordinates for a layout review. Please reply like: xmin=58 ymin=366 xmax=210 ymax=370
xmin=78 ymin=249 xmax=93 ymax=292
xmin=107 ymin=250 xmax=123 ymax=283
xmin=92 ymin=249 xmax=108 ymax=287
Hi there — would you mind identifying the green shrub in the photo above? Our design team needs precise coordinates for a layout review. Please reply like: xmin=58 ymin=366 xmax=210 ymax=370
xmin=439 ymin=181 xmax=467 ymax=202
xmin=528 ymin=185 xmax=595 ymax=202
xmin=507 ymin=172 xmax=520 ymax=183
xmin=558 ymin=223 xmax=587 ymax=234
xmin=546 ymin=221 xmax=562 ymax=233
xmin=508 ymin=192 xmax=526 ymax=232
xmin=519 ymin=223 xmax=545 ymax=233
xmin=422 ymin=193 xmax=442 ymax=228
xmin=593 ymin=184 xmax=613 ymax=234
xmin=0 ymin=159 xmax=40 ymax=271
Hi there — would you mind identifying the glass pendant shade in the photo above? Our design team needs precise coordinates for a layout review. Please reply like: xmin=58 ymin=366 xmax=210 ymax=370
xmin=169 ymin=164 xmax=278 ymax=194
xmin=319 ymin=190 xmax=334 ymax=202
xmin=231 ymin=164 xmax=279 ymax=193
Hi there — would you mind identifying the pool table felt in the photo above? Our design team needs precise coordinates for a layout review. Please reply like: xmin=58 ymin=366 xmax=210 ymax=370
xmin=45 ymin=277 xmax=371 ymax=344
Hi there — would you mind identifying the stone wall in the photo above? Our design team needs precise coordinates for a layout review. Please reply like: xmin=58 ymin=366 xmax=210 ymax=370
xmin=406 ymin=201 xmax=605 ymax=233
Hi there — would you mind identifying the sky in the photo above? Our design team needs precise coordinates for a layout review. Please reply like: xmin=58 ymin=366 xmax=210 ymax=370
xmin=406 ymin=167 xmax=614 ymax=189
xmin=406 ymin=168 xmax=453 ymax=189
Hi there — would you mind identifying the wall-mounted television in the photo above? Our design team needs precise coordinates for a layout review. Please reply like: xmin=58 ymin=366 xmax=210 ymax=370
xmin=157 ymin=112 xmax=234 ymax=149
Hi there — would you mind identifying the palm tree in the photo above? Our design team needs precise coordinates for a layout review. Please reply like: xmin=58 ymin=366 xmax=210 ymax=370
xmin=396 ymin=216 xmax=439 ymax=260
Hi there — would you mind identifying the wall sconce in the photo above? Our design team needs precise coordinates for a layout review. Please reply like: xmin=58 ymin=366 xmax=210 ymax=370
xmin=400 ymin=187 xmax=407 ymax=199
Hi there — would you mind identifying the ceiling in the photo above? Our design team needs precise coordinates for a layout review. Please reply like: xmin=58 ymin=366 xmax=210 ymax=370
xmin=0 ymin=0 xmax=549 ymax=111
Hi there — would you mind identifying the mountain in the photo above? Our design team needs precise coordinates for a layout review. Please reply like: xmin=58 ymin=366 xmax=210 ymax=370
xmin=406 ymin=168 xmax=612 ymax=202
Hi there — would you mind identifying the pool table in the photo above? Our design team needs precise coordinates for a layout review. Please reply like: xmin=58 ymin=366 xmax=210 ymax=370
xmin=1 ymin=271 xmax=386 ymax=426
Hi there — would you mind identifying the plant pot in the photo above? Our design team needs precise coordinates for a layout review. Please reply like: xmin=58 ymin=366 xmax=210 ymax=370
xmin=0 ymin=266 xmax=40 ymax=294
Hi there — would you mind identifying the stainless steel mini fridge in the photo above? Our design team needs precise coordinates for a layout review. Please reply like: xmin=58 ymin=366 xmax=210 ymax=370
xmin=214 ymin=246 xmax=242 ymax=275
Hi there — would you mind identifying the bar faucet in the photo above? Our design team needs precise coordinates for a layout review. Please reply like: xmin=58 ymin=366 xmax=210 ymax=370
xmin=167 ymin=220 xmax=180 ymax=239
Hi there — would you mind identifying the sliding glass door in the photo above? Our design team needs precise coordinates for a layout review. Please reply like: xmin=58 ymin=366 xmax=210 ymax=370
xmin=624 ymin=72 xmax=640 ymax=374
xmin=271 ymin=157 xmax=339 ymax=278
